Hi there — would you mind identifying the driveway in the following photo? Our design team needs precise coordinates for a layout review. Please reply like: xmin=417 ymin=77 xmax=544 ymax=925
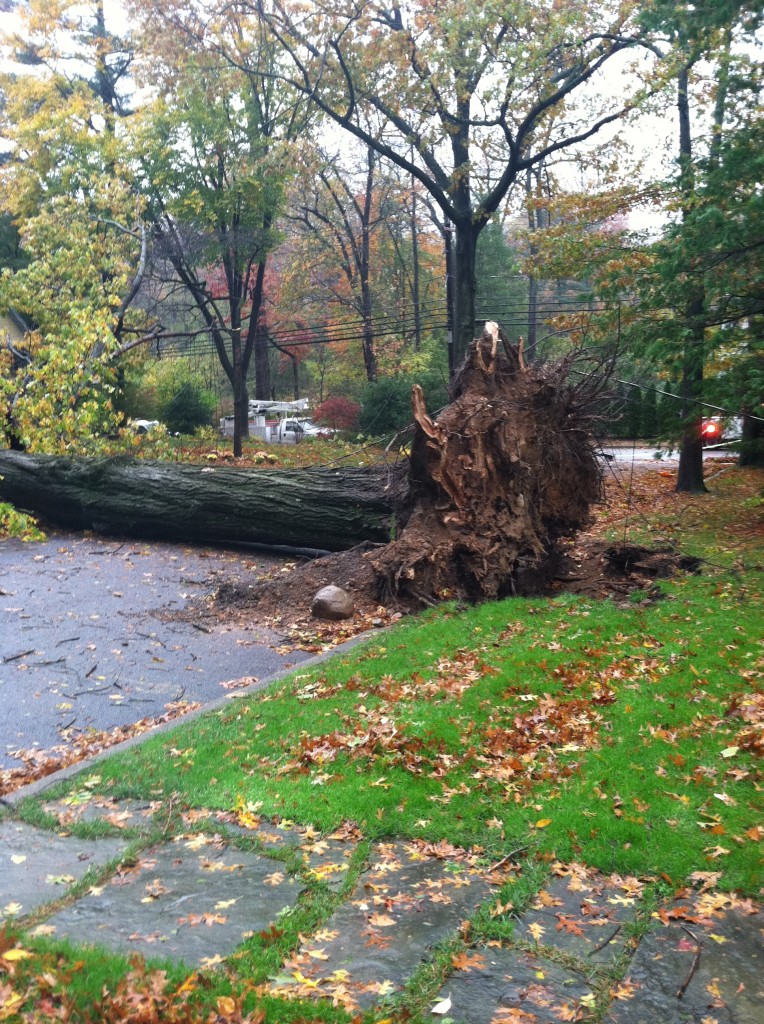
xmin=0 ymin=533 xmax=310 ymax=768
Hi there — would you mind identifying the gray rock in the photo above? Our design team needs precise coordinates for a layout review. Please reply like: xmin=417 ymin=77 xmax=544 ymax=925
xmin=311 ymin=584 xmax=354 ymax=620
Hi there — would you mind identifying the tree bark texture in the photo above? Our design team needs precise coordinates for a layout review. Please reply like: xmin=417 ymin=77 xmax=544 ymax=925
xmin=675 ymin=63 xmax=707 ymax=495
xmin=0 ymin=452 xmax=399 ymax=552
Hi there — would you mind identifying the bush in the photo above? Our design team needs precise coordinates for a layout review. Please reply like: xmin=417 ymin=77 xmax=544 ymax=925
xmin=160 ymin=381 xmax=215 ymax=434
xmin=0 ymin=501 xmax=45 ymax=541
xmin=122 ymin=359 xmax=216 ymax=435
xmin=359 ymin=370 xmax=450 ymax=437
xmin=313 ymin=397 xmax=360 ymax=431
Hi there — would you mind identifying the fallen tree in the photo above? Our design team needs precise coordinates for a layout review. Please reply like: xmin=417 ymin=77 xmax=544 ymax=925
xmin=0 ymin=453 xmax=401 ymax=552
xmin=0 ymin=324 xmax=607 ymax=601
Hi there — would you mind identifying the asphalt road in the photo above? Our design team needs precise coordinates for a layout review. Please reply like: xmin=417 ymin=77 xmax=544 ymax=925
xmin=0 ymin=533 xmax=310 ymax=768
xmin=600 ymin=444 xmax=736 ymax=464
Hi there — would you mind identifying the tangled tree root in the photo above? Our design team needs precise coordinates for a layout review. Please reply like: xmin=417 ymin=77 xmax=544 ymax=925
xmin=371 ymin=323 xmax=605 ymax=604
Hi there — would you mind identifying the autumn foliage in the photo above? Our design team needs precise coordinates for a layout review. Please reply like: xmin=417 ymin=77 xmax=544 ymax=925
xmin=312 ymin=397 xmax=360 ymax=431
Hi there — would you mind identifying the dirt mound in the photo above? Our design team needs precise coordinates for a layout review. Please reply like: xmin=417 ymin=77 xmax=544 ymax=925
xmin=201 ymin=535 xmax=701 ymax=650
xmin=215 ymin=542 xmax=394 ymax=618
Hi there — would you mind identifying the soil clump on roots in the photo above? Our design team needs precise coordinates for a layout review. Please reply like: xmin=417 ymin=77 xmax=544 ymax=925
xmin=370 ymin=323 xmax=603 ymax=604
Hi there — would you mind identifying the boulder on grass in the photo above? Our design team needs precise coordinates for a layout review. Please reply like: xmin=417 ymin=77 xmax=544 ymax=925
xmin=311 ymin=585 xmax=354 ymax=620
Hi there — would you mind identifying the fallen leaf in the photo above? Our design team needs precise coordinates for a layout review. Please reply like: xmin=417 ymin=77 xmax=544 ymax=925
xmin=368 ymin=912 xmax=396 ymax=927
xmin=306 ymin=948 xmax=330 ymax=960
xmin=431 ymin=993 xmax=451 ymax=1015
xmin=535 ymin=818 xmax=552 ymax=829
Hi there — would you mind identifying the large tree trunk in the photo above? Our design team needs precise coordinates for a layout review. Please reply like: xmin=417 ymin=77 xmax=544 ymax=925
xmin=675 ymin=63 xmax=707 ymax=495
xmin=0 ymin=453 xmax=399 ymax=552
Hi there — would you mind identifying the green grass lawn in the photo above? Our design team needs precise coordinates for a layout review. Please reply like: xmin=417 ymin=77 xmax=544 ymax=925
xmin=66 ymin=573 xmax=761 ymax=892
xmin=2 ymin=467 xmax=761 ymax=1023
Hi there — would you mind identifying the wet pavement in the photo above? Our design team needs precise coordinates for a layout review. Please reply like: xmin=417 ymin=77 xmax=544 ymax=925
xmin=0 ymin=795 xmax=760 ymax=1021
xmin=600 ymin=445 xmax=735 ymax=465
xmin=0 ymin=532 xmax=310 ymax=766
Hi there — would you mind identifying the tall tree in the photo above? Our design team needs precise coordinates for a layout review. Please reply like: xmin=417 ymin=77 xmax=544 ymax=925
xmin=132 ymin=0 xmax=306 ymax=455
xmin=637 ymin=0 xmax=762 ymax=491
xmin=0 ymin=0 xmax=151 ymax=450
xmin=290 ymin=144 xmax=391 ymax=382
xmin=158 ymin=0 xmax=655 ymax=366
xmin=134 ymin=65 xmax=288 ymax=455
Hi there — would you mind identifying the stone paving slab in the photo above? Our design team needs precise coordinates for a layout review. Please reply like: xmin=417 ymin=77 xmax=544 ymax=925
xmin=0 ymin=819 xmax=127 ymax=922
xmin=435 ymin=947 xmax=594 ymax=1024
xmin=42 ymin=794 xmax=161 ymax=831
xmin=270 ymin=840 xmax=509 ymax=1012
xmin=606 ymin=892 xmax=763 ymax=1024
xmin=186 ymin=808 xmax=357 ymax=891
xmin=44 ymin=834 xmax=302 ymax=967
xmin=513 ymin=862 xmax=643 ymax=964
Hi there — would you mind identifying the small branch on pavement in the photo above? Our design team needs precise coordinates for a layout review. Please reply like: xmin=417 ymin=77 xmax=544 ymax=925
xmin=589 ymin=923 xmax=621 ymax=955
xmin=676 ymin=926 xmax=703 ymax=999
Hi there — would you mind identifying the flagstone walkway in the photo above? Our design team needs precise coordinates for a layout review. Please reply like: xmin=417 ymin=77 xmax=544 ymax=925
xmin=1 ymin=792 xmax=760 ymax=1022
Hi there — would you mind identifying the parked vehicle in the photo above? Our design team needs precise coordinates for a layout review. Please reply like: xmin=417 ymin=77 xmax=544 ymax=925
xmin=701 ymin=417 xmax=743 ymax=446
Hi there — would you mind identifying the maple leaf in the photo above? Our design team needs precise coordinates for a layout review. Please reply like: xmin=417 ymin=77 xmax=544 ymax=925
xmin=556 ymin=914 xmax=585 ymax=937
xmin=704 ymin=846 xmax=731 ymax=858
xmin=555 ymin=1003 xmax=579 ymax=1021
xmin=263 ymin=871 xmax=285 ymax=886
xmin=451 ymin=951 xmax=486 ymax=971
xmin=430 ymin=892 xmax=453 ymax=904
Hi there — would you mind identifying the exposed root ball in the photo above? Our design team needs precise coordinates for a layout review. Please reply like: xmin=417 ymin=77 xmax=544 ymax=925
xmin=372 ymin=323 xmax=604 ymax=604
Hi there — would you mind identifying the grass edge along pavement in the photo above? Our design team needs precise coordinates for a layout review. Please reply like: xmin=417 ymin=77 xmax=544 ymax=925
xmin=1 ymin=473 xmax=761 ymax=1023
